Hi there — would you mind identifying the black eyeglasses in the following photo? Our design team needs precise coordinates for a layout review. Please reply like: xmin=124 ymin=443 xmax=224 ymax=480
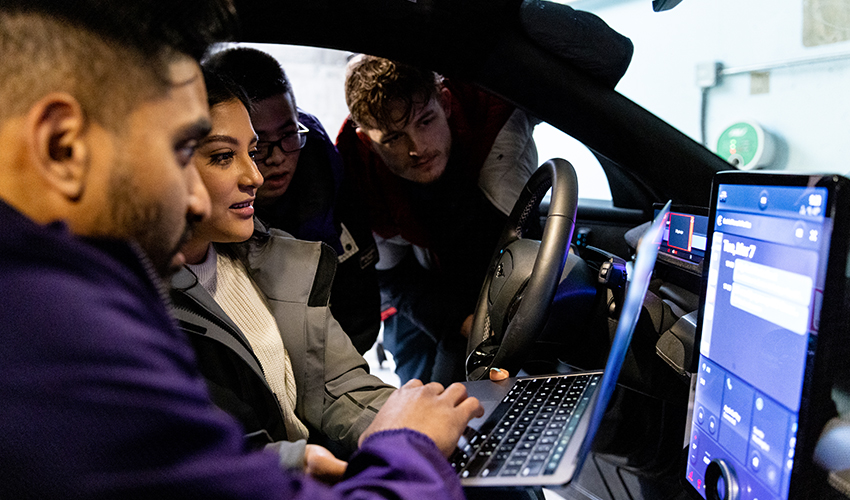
xmin=254 ymin=122 xmax=309 ymax=162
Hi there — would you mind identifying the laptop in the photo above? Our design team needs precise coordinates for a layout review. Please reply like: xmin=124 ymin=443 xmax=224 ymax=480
xmin=456 ymin=200 xmax=672 ymax=487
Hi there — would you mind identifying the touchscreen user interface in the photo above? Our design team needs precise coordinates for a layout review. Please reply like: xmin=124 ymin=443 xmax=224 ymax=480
xmin=685 ymin=181 xmax=831 ymax=499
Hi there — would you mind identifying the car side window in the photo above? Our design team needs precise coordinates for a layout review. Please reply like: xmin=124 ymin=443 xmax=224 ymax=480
xmin=230 ymin=44 xmax=613 ymax=206
xmin=533 ymin=122 xmax=612 ymax=204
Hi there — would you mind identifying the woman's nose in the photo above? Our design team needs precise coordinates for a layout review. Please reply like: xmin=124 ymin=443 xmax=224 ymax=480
xmin=241 ymin=156 xmax=264 ymax=189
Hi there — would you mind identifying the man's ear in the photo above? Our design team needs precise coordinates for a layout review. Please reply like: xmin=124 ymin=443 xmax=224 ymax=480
xmin=29 ymin=93 xmax=89 ymax=201
xmin=439 ymin=87 xmax=452 ymax=119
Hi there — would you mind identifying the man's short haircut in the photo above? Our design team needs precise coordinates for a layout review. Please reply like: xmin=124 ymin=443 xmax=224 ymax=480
xmin=344 ymin=55 xmax=442 ymax=130
xmin=203 ymin=47 xmax=293 ymax=105
xmin=0 ymin=0 xmax=237 ymax=128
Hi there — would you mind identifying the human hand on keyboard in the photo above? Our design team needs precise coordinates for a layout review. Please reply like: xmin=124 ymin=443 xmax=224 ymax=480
xmin=359 ymin=379 xmax=485 ymax=457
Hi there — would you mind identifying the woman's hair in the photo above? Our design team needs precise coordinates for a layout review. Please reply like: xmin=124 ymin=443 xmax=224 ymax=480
xmin=201 ymin=66 xmax=251 ymax=111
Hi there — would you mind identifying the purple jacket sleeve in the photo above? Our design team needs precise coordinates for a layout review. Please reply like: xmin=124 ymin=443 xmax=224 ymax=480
xmin=336 ymin=430 xmax=466 ymax=499
xmin=0 ymin=207 xmax=464 ymax=500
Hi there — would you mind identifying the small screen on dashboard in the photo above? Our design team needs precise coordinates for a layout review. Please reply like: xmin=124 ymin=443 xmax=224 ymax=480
xmin=657 ymin=209 xmax=709 ymax=267
xmin=685 ymin=182 xmax=831 ymax=500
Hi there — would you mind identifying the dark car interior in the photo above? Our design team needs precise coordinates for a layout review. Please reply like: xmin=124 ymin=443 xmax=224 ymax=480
xmin=231 ymin=1 xmax=850 ymax=499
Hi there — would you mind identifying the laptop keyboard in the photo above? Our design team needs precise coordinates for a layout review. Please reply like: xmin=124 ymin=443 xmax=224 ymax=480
xmin=451 ymin=373 xmax=600 ymax=479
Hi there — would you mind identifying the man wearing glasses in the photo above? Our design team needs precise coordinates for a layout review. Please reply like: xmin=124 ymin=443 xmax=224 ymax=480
xmin=205 ymin=47 xmax=382 ymax=355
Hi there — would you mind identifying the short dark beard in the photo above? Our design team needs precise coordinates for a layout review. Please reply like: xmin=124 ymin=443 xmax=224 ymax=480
xmin=102 ymin=163 xmax=184 ymax=279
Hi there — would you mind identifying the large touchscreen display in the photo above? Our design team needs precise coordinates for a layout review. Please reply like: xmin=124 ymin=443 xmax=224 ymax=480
xmin=685 ymin=183 xmax=831 ymax=499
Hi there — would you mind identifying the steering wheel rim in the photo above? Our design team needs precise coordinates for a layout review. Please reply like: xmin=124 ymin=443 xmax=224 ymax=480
xmin=465 ymin=158 xmax=579 ymax=380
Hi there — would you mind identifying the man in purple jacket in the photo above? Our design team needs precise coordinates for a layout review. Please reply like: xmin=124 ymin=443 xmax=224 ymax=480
xmin=0 ymin=1 xmax=482 ymax=498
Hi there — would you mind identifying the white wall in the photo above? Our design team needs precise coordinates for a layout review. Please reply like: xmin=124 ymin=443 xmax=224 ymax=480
xmin=566 ymin=0 xmax=850 ymax=175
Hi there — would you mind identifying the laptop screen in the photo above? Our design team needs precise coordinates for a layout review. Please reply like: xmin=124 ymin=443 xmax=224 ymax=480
xmin=685 ymin=177 xmax=833 ymax=499
xmin=575 ymin=200 xmax=672 ymax=465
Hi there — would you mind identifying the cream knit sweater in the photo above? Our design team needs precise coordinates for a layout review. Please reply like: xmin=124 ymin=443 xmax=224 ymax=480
xmin=188 ymin=246 xmax=309 ymax=441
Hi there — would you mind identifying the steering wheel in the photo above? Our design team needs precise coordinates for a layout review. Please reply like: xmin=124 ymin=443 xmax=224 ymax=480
xmin=465 ymin=158 xmax=579 ymax=380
